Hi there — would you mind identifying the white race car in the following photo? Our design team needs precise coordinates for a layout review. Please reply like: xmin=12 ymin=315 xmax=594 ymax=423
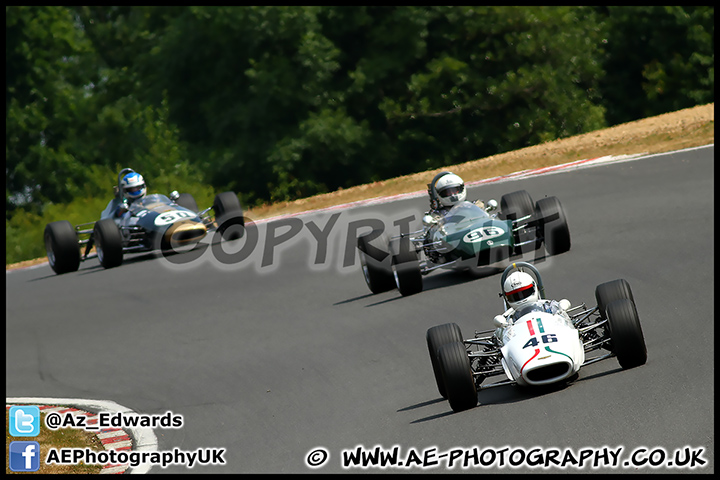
xmin=426 ymin=261 xmax=647 ymax=412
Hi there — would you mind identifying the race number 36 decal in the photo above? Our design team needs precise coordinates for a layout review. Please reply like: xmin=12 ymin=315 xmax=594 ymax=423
xmin=154 ymin=211 xmax=194 ymax=226
xmin=522 ymin=318 xmax=557 ymax=348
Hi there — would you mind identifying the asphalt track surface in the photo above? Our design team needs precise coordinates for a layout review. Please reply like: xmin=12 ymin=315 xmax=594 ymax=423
xmin=6 ymin=145 xmax=714 ymax=473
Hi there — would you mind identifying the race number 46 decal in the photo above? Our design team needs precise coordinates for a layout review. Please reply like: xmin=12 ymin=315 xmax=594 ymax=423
xmin=522 ymin=318 xmax=557 ymax=348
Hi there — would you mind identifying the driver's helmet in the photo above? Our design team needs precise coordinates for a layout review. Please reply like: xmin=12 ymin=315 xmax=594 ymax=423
xmin=433 ymin=173 xmax=466 ymax=208
xmin=503 ymin=271 xmax=539 ymax=310
xmin=121 ymin=172 xmax=146 ymax=201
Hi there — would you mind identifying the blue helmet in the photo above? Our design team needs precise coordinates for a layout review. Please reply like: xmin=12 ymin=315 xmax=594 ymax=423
xmin=121 ymin=172 xmax=146 ymax=200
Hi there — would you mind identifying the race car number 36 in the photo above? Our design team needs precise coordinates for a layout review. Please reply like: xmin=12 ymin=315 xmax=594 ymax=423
xmin=155 ymin=211 xmax=195 ymax=226
xmin=463 ymin=226 xmax=505 ymax=243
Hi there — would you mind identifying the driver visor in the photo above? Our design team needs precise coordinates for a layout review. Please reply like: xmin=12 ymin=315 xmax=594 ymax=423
xmin=126 ymin=185 xmax=144 ymax=194
xmin=506 ymin=284 xmax=535 ymax=303
xmin=439 ymin=185 xmax=464 ymax=197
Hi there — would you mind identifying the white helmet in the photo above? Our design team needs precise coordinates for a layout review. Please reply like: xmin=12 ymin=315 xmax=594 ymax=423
xmin=433 ymin=173 xmax=466 ymax=207
xmin=121 ymin=171 xmax=146 ymax=201
xmin=503 ymin=271 xmax=539 ymax=310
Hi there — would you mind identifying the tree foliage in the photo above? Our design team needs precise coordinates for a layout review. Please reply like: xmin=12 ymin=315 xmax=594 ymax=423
xmin=598 ymin=6 xmax=714 ymax=125
xmin=6 ymin=6 xmax=714 ymax=219
xmin=6 ymin=6 xmax=96 ymax=210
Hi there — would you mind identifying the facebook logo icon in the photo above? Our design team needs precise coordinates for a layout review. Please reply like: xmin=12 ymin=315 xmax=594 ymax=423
xmin=9 ymin=441 xmax=41 ymax=472
xmin=9 ymin=405 xmax=40 ymax=436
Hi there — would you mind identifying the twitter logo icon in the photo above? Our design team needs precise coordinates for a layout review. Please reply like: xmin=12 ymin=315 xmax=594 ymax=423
xmin=9 ymin=406 xmax=40 ymax=437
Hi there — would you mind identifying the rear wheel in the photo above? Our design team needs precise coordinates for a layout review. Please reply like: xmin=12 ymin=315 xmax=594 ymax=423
xmin=438 ymin=341 xmax=478 ymax=412
xmin=392 ymin=239 xmax=423 ymax=296
xmin=94 ymin=218 xmax=124 ymax=269
xmin=44 ymin=221 xmax=80 ymax=274
xmin=357 ymin=230 xmax=395 ymax=294
xmin=605 ymin=298 xmax=647 ymax=369
xmin=426 ymin=323 xmax=463 ymax=398
xmin=214 ymin=192 xmax=244 ymax=240
xmin=536 ymin=196 xmax=571 ymax=255
xmin=595 ymin=279 xmax=635 ymax=319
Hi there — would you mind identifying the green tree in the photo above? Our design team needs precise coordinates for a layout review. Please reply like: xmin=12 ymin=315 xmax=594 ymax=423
xmin=598 ymin=6 xmax=714 ymax=125
xmin=139 ymin=6 xmax=611 ymax=204
xmin=141 ymin=7 xmax=357 ymax=204
xmin=6 ymin=6 xmax=96 ymax=213
xmin=7 ymin=6 xmax=713 ymax=214
xmin=379 ymin=7 xmax=608 ymax=170
xmin=6 ymin=6 xmax=208 ymax=213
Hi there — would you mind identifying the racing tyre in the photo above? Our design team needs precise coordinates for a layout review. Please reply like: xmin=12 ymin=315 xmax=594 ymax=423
xmin=595 ymin=279 xmax=635 ymax=319
xmin=500 ymin=190 xmax=535 ymax=255
xmin=93 ymin=218 xmax=124 ymax=269
xmin=500 ymin=190 xmax=534 ymax=221
xmin=357 ymin=230 xmax=395 ymax=294
xmin=535 ymin=196 xmax=571 ymax=255
xmin=426 ymin=323 xmax=463 ymax=398
xmin=392 ymin=239 xmax=423 ymax=296
xmin=176 ymin=193 xmax=198 ymax=213
xmin=214 ymin=192 xmax=245 ymax=240
xmin=438 ymin=341 xmax=478 ymax=412
xmin=44 ymin=221 xmax=80 ymax=275
xmin=605 ymin=298 xmax=647 ymax=369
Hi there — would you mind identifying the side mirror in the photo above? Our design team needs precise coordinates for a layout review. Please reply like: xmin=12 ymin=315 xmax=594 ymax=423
xmin=170 ymin=190 xmax=180 ymax=201
xmin=485 ymin=199 xmax=498 ymax=212
xmin=422 ymin=214 xmax=437 ymax=227
xmin=493 ymin=314 xmax=509 ymax=328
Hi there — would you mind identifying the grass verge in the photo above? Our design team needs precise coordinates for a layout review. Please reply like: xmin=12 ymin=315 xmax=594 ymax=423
xmin=5 ymin=408 xmax=105 ymax=474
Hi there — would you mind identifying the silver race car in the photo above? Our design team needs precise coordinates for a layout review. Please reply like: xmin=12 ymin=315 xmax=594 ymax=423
xmin=44 ymin=168 xmax=245 ymax=274
xmin=426 ymin=262 xmax=647 ymax=412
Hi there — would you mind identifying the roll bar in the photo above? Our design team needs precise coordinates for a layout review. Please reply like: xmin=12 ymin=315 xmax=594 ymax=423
xmin=427 ymin=171 xmax=452 ymax=209
xmin=114 ymin=168 xmax=136 ymax=199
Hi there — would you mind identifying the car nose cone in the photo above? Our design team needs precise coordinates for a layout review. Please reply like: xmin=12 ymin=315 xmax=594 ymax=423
xmin=164 ymin=221 xmax=207 ymax=250
xmin=523 ymin=356 xmax=574 ymax=385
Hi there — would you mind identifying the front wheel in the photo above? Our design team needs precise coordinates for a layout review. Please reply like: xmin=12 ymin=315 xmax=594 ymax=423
xmin=426 ymin=323 xmax=463 ymax=398
xmin=438 ymin=341 xmax=478 ymax=412
xmin=94 ymin=218 xmax=124 ymax=269
xmin=214 ymin=192 xmax=244 ymax=240
xmin=392 ymin=239 xmax=423 ymax=296
xmin=536 ymin=196 xmax=570 ymax=255
xmin=175 ymin=193 xmax=198 ymax=213
xmin=44 ymin=221 xmax=80 ymax=274
xmin=500 ymin=190 xmax=534 ymax=221
xmin=605 ymin=298 xmax=647 ymax=369
xmin=595 ymin=278 xmax=635 ymax=319
xmin=357 ymin=230 xmax=395 ymax=294
xmin=500 ymin=190 xmax=535 ymax=255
